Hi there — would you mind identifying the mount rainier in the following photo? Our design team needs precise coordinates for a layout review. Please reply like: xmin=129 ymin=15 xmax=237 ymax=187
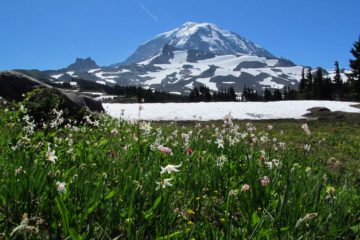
xmin=23 ymin=22 xmax=341 ymax=94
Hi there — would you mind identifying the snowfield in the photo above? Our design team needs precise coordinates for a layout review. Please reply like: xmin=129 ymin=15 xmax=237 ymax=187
xmin=103 ymin=101 xmax=360 ymax=121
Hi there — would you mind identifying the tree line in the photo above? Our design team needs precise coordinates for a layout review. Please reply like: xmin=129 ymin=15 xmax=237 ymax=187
xmin=189 ymin=86 xmax=236 ymax=102
xmin=242 ymin=36 xmax=360 ymax=102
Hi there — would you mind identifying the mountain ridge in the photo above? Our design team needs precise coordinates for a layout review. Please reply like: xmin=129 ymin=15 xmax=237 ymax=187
xmin=12 ymin=22 xmax=348 ymax=95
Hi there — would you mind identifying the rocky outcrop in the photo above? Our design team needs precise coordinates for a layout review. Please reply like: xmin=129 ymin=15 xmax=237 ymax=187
xmin=66 ymin=57 xmax=99 ymax=72
xmin=0 ymin=71 xmax=104 ymax=112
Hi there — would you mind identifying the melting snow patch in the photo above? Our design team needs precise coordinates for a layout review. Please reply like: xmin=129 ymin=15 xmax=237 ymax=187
xmin=51 ymin=74 xmax=64 ymax=79
xmin=96 ymin=81 xmax=106 ymax=85
xmin=104 ymin=101 xmax=360 ymax=121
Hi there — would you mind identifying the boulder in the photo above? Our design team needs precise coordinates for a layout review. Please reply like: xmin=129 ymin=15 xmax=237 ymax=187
xmin=0 ymin=71 xmax=104 ymax=112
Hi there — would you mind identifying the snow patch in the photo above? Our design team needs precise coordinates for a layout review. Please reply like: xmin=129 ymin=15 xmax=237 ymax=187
xmin=96 ymin=81 xmax=106 ymax=85
xmin=51 ymin=74 xmax=64 ymax=79
xmin=104 ymin=101 xmax=360 ymax=121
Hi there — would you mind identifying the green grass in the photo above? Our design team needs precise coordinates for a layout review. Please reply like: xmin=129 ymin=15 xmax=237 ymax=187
xmin=0 ymin=101 xmax=359 ymax=239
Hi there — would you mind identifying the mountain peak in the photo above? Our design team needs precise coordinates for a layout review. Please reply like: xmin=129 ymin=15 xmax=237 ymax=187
xmin=123 ymin=22 xmax=274 ymax=65
xmin=66 ymin=57 xmax=98 ymax=72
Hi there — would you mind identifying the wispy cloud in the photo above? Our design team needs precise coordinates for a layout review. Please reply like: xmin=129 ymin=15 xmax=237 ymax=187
xmin=139 ymin=2 xmax=158 ymax=22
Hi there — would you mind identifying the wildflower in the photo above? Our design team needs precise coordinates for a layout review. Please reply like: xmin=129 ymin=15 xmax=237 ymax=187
xmin=158 ymin=145 xmax=172 ymax=154
xmin=15 ymin=166 xmax=24 ymax=175
xmin=109 ymin=151 xmax=116 ymax=158
xmin=46 ymin=146 xmax=58 ymax=164
xmin=182 ymin=133 xmax=190 ymax=146
xmin=186 ymin=147 xmax=193 ymax=155
xmin=260 ymin=135 xmax=269 ymax=143
xmin=326 ymin=186 xmax=335 ymax=195
xmin=229 ymin=189 xmax=239 ymax=196
xmin=10 ymin=213 xmax=38 ymax=237
xmin=133 ymin=180 xmax=142 ymax=190
xmin=272 ymin=159 xmax=280 ymax=168
xmin=303 ymin=144 xmax=311 ymax=152
xmin=111 ymin=128 xmax=118 ymax=135
xmin=268 ymin=124 xmax=273 ymax=130
xmin=261 ymin=176 xmax=270 ymax=186
xmin=241 ymin=184 xmax=251 ymax=192
xmin=295 ymin=213 xmax=317 ymax=228
xmin=305 ymin=167 xmax=312 ymax=175
xmin=215 ymin=137 xmax=224 ymax=149
xmin=140 ymin=122 xmax=152 ymax=134
xmin=156 ymin=178 xmax=173 ymax=190
xmin=160 ymin=163 xmax=182 ymax=174
xmin=223 ymin=113 xmax=233 ymax=126
xmin=216 ymin=154 xmax=227 ymax=168
xmin=301 ymin=123 xmax=311 ymax=136
xmin=56 ymin=181 xmax=66 ymax=194
xmin=187 ymin=209 xmax=195 ymax=215
xmin=264 ymin=161 xmax=273 ymax=169
xmin=278 ymin=142 xmax=286 ymax=149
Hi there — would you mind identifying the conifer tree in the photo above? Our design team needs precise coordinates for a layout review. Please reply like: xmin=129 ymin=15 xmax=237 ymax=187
xmin=273 ymin=88 xmax=282 ymax=101
xmin=333 ymin=61 xmax=342 ymax=99
xmin=305 ymin=67 xmax=313 ymax=99
xmin=313 ymin=68 xmax=324 ymax=99
xmin=349 ymin=36 xmax=360 ymax=99
xmin=228 ymin=87 xmax=236 ymax=101
xmin=264 ymin=88 xmax=272 ymax=101
xmin=299 ymin=67 xmax=306 ymax=93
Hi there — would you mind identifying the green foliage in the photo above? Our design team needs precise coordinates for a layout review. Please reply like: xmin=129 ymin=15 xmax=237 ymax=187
xmin=0 ymin=103 xmax=359 ymax=239
xmin=22 ymin=88 xmax=89 ymax=127
xmin=23 ymin=88 xmax=63 ymax=125
xmin=349 ymin=36 xmax=360 ymax=99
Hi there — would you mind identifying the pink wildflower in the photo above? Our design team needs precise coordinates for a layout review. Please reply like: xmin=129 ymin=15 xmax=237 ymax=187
xmin=261 ymin=176 xmax=270 ymax=186
xmin=158 ymin=145 xmax=172 ymax=154
xmin=186 ymin=147 xmax=193 ymax=155
xmin=241 ymin=184 xmax=251 ymax=192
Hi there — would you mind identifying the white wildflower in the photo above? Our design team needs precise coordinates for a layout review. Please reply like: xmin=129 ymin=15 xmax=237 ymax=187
xmin=160 ymin=163 xmax=182 ymax=174
xmin=216 ymin=154 xmax=227 ymax=168
xmin=56 ymin=181 xmax=66 ymax=194
xmin=156 ymin=178 xmax=173 ymax=190
xmin=215 ymin=137 xmax=224 ymax=149
xmin=303 ymin=144 xmax=311 ymax=152
xmin=295 ymin=213 xmax=317 ymax=228
xmin=46 ymin=146 xmax=58 ymax=164
xmin=301 ymin=123 xmax=311 ymax=136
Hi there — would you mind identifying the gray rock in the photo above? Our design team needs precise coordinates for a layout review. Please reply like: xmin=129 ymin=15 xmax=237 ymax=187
xmin=0 ymin=71 xmax=104 ymax=112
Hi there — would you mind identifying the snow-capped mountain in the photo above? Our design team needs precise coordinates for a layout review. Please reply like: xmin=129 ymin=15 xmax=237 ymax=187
xmin=19 ymin=22 xmax=347 ymax=94
xmin=122 ymin=22 xmax=274 ymax=65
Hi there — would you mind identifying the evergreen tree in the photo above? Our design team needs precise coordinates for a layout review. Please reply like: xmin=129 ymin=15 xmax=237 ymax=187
xmin=273 ymin=88 xmax=283 ymax=101
xmin=263 ymin=88 xmax=272 ymax=101
xmin=299 ymin=67 xmax=306 ymax=93
xmin=242 ymin=84 xmax=247 ymax=101
xmin=228 ymin=87 xmax=237 ymax=101
xmin=189 ymin=87 xmax=200 ymax=102
xmin=305 ymin=67 xmax=313 ymax=99
xmin=284 ymin=86 xmax=298 ymax=100
xmin=334 ymin=61 xmax=343 ymax=99
xmin=323 ymin=77 xmax=334 ymax=100
xmin=313 ymin=68 xmax=324 ymax=99
xmin=199 ymin=85 xmax=212 ymax=101
xmin=349 ymin=36 xmax=360 ymax=99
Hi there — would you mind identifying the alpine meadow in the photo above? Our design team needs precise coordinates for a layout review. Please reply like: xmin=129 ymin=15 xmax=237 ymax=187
xmin=1 ymin=0 xmax=360 ymax=239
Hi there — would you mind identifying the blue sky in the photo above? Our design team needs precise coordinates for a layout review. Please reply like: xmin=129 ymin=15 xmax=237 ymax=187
xmin=0 ymin=0 xmax=359 ymax=70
